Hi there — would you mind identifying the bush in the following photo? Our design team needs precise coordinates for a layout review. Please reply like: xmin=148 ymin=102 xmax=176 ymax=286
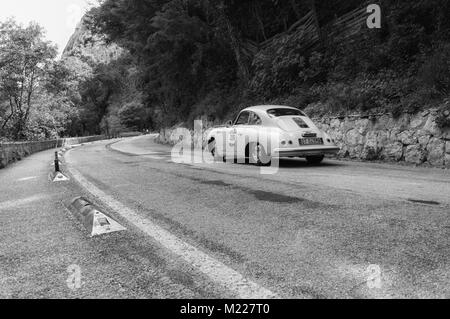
xmin=435 ymin=100 xmax=450 ymax=128
xmin=118 ymin=102 xmax=148 ymax=130
xmin=419 ymin=43 xmax=450 ymax=96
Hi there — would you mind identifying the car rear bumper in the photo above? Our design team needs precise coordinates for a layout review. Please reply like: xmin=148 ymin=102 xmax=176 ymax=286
xmin=273 ymin=146 xmax=340 ymax=157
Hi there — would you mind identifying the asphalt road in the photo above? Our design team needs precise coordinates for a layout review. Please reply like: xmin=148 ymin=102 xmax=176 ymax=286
xmin=0 ymin=142 xmax=228 ymax=299
xmin=61 ymin=135 xmax=449 ymax=299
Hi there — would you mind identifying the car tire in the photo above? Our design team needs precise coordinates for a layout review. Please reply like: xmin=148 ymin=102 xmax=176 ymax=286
xmin=208 ymin=139 xmax=222 ymax=162
xmin=249 ymin=143 xmax=271 ymax=166
xmin=306 ymin=155 xmax=324 ymax=164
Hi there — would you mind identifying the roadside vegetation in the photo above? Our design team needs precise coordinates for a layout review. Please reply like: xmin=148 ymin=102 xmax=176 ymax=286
xmin=0 ymin=20 xmax=80 ymax=141
xmin=1 ymin=0 xmax=450 ymax=140
xmin=87 ymin=0 xmax=450 ymax=129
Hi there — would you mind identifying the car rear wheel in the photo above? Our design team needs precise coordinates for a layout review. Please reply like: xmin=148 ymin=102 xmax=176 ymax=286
xmin=250 ymin=143 xmax=271 ymax=166
xmin=306 ymin=155 xmax=324 ymax=164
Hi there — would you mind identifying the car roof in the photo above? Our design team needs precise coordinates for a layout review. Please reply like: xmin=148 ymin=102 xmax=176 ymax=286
xmin=242 ymin=105 xmax=300 ymax=112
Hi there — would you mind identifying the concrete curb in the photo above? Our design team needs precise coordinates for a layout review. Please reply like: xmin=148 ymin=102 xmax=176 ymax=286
xmin=68 ymin=197 xmax=126 ymax=237
xmin=51 ymin=171 xmax=69 ymax=182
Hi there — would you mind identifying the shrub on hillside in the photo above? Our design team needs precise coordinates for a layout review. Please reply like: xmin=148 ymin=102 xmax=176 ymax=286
xmin=419 ymin=43 xmax=450 ymax=97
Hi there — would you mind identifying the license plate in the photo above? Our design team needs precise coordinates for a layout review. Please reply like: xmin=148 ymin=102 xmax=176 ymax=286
xmin=299 ymin=137 xmax=323 ymax=145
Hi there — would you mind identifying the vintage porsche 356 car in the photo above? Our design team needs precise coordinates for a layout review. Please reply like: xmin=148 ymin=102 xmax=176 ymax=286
xmin=206 ymin=105 xmax=339 ymax=165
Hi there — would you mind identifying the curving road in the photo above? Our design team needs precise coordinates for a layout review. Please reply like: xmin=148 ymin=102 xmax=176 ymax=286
xmin=65 ymin=134 xmax=450 ymax=298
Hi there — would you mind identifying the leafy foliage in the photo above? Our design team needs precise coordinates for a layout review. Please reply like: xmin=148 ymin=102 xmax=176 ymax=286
xmin=5 ymin=0 xmax=449 ymax=141
xmin=85 ymin=0 xmax=450 ymax=126
xmin=0 ymin=20 xmax=60 ymax=139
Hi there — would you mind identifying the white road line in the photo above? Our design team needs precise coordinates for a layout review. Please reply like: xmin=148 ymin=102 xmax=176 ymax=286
xmin=66 ymin=163 xmax=277 ymax=299
xmin=17 ymin=176 xmax=38 ymax=182
xmin=143 ymin=151 xmax=167 ymax=155
xmin=0 ymin=194 xmax=49 ymax=210
xmin=143 ymin=155 xmax=166 ymax=160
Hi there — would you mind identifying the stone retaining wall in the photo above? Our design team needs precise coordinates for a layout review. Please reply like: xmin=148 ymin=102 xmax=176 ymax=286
xmin=157 ymin=109 xmax=450 ymax=168
xmin=316 ymin=109 xmax=450 ymax=168
xmin=0 ymin=139 xmax=63 ymax=169
xmin=157 ymin=123 xmax=214 ymax=149
xmin=0 ymin=135 xmax=107 ymax=169
xmin=63 ymin=135 xmax=107 ymax=146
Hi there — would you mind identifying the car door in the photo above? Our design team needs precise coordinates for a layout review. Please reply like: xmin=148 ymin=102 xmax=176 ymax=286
xmin=241 ymin=111 xmax=263 ymax=156
xmin=225 ymin=111 xmax=250 ymax=157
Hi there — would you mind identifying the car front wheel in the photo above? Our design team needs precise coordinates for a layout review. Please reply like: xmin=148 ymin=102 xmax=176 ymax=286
xmin=250 ymin=143 xmax=271 ymax=166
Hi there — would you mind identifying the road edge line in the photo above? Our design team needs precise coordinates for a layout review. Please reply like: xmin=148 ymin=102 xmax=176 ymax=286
xmin=65 ymin=149 xmax=278 ymax=299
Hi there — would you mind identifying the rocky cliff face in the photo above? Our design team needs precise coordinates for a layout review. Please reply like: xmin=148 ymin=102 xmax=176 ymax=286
xmin=62 ymin=14 xmax=122 ymax=64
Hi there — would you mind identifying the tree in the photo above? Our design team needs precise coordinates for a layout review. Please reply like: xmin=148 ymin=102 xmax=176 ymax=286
xmin=0 ymin=19 xmax=57 ymax=139
xmin=118 ymin=101 xmax=149 ymax=130
xmin=86 ymin=0 xmax=450 ymax=124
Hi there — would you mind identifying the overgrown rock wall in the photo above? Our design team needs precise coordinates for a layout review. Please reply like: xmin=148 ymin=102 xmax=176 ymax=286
xmin=157 ymin=109 xmax=450 ymax=168
xmin=316 ymin=109 xmax=450 ymax=167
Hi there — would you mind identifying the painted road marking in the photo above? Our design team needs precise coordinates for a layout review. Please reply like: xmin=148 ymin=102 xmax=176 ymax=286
xmin=142 ymin=151 xmax=167 ymax=155
xmin=17 ymin=176 xmax=38 ymax=182
xmin=0 ymin=194 xmax=49 ymax=210
xmin=143 ymin=155 xmax=167 ymax=160
xmin=67 ymin=164 xmax=277 ymax=299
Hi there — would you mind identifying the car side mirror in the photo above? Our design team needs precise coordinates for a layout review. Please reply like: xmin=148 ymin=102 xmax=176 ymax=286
xmin=226 ymin=120 xmax=233 ymax=127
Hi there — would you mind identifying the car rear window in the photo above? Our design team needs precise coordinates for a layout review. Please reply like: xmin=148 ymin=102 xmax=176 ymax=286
xmin=267 ymin=108 xmax=305 ymax=117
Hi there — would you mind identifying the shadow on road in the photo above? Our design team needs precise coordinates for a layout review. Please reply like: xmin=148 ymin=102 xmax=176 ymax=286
xmin=278 ymin=158 xmax=345 ymax=169
xmin=229 ymin=157 xmax=346 ymax=169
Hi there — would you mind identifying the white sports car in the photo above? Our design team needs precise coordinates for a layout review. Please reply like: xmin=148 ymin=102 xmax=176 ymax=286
xmin=207 ymin=105 xmax=339 ymax=165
